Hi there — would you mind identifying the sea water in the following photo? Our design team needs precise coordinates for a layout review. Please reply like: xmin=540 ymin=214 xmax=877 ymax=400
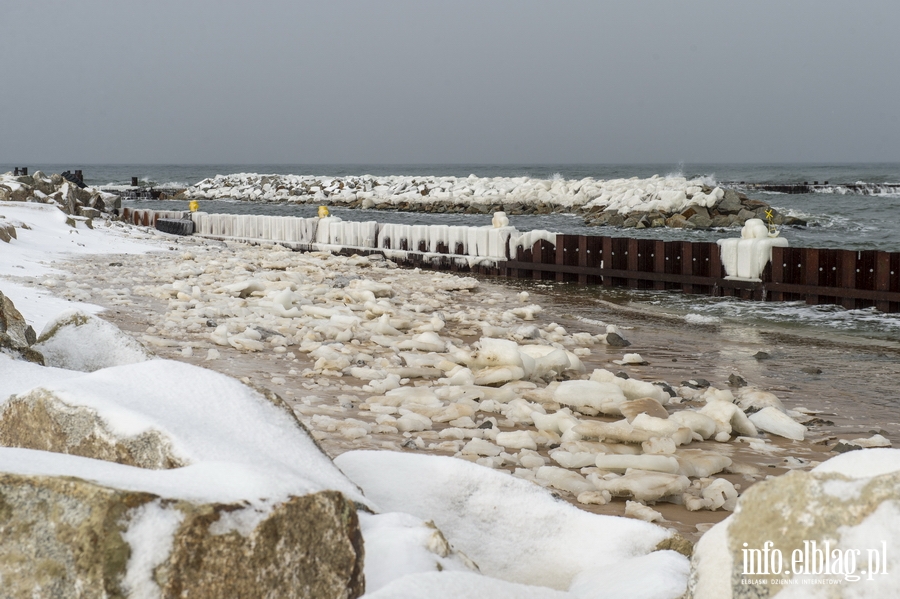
xmin=4 ymin=162 xmax=899 ymax=338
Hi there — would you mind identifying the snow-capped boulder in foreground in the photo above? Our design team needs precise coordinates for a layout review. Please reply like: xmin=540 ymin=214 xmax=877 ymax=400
xmin=687 ymin=449 xmax=900 ymax=598
xmin=0 ymin=358 xmax=368 ymax=598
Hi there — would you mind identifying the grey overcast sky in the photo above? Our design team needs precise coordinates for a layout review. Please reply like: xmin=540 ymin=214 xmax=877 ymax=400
xmin=1 ymin=1 xmax=898 ymax=164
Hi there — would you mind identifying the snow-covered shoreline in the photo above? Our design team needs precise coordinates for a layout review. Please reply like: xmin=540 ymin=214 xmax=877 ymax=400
xmin=0 ymin=200 xmax=896 ymax=598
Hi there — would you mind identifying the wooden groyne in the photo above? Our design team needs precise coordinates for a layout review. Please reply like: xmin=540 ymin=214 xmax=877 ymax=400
xmin=726 ymin=182 xmax=900 ymax=195
xmin=124 ymin=208 xmax=900 ymax=313
xmin=501 ymin=236 xmax=900 ymax=313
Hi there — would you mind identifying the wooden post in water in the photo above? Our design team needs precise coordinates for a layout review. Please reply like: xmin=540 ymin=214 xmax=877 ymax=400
xmin=804 ymin=248 xmax=820 ymax=305
xmin=840 ymin=250 xmax=857 ymax=309
xmin=875 ymin=252 xmax=892 ymax=312
xmin=653 ymin=240 xmax=666 ymax=290
xmin=132 ymin=177 xmax=139 ymax=187
xmin=555 ymin=235 xmax=566 ymax=283
xmin=770 ymin=246 xmax=784 ymax=302
xmin=601 ymin=237 xmax=613 ymax=287
xmin=681 ymin=241 xmax=694 ymax=294
xmin=626 ymin=238 xmax=639 ymax=289
xmin=577 ymin=236 xmax=588 ymax=285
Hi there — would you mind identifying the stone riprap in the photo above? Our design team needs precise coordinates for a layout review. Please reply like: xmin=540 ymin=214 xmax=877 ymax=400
xmin=0 ymin=170 xmax=121 ymax=219
xmin=179 ymin=173 xmax=806 ymax=230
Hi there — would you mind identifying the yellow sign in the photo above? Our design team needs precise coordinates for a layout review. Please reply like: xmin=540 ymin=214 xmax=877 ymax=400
xmin=764 ymin=208 xmax=774 ymax=221
xmin=189 ymin=200 xmax=199 ymax=212
xmin=318 ymin=205 xmax=330 ymax=218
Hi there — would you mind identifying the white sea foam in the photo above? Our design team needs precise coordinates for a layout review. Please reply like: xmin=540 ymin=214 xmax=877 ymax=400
xmin=684 ymin=313 xmax=721 ymax=325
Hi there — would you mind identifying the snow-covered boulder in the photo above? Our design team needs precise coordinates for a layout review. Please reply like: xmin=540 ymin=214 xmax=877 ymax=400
xmin=0 ymin=358 xmax=371 ymax=598
xmin=688 ymin=449 xmax=900 ymax=598
xmin=0 ymin=452 xmax=364 ymax=599
xmin=33 ymin=310 xmax=153 ymax=372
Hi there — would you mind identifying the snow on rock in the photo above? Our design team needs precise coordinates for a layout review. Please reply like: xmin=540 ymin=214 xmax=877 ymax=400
xmin=335 ymin=450 xmax=684 ymax=592
xmin=0 ymin=452 xmax=364 ymax=599
xmin=0 ymin=359 xmax=367 ymax=503
xmin=568 ymin=550 xmax=690 ymax=599
xmin=359 ymin=511 xmax=478 ymax=594
xmin=687 ymin=449 xmax=900 ymax=598
xmin=33 ymin=309 xmax=154 ymax=371
xmin=362 ymin=571 xmax=573 ymax=599
xmin=181 ymin=172 xmax=721 ymax=220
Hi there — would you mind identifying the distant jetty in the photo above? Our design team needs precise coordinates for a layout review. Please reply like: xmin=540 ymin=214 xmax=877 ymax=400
xmin=724 ymin=181 xmax=900 ymax=195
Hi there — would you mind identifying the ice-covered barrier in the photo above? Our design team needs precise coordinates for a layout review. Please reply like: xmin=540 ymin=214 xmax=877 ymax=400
xmin=717 ymin=219 xmax=788 ymax=281
xmin=189 ymin=211 xmax=554 ymax=261
xmin=192 ymin=212 xmax=320 ymax=244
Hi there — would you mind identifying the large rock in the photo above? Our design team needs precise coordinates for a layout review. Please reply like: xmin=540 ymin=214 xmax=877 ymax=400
xmin=0 ymin=471 xmax=363 ymax=599
xmin=687 ymin=448 xmax=900 ymax=598
xmin=0 ymin=387 xmax=185 ymax=469
xmin=716 ymin=190 xmax=744 ymax=214
xmin=0 ymin=221 xmax=16 ymax=243
xmin=0 ymin=291 xmax=43 ymax=364
xmin=0 ymin=358 xmax=371 ymax=597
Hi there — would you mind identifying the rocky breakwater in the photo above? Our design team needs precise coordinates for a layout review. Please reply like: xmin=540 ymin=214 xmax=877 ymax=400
xmin=0 ymin=170 xmax=121 ymax=222
xmin=585 ymin=186 xmax=807 ymax=230
xmin=0 ymin=295 xmax=368 ymax=598
xmin=179 ymin=172 xmax=805 ymax=230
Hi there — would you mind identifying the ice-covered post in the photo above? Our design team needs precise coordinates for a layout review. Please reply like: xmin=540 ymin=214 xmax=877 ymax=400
xmin=717 ymin=218 xmax=788 ymax=281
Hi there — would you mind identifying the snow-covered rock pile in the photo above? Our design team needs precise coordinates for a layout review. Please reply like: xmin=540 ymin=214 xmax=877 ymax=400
xmin=180 ymin=172 xmax=794 ymax=230
xmin=0 ymin=349 xmax=369 ymax=597
xmin=0 ymin=170 xmax=121 ymax=219
xmin=688 ymin=449 xmax=900 ymax=597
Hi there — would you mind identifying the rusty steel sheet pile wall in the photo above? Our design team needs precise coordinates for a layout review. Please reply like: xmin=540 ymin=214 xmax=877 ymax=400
xmin=503 ymin=236 xmax=900 ymax=313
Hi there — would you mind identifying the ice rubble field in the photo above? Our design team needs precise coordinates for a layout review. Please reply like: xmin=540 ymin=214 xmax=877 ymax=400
xmin=2 ymin=198 xmax=890 ymax=598
xmin=183 ymin=172 xmax=724 ymax=215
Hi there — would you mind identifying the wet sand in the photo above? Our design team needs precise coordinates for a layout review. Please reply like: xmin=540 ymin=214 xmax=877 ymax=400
xmin=20 ymin=234 xmax=898 ymax=543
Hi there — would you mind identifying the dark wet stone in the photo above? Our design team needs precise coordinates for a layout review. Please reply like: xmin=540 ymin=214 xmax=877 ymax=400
xmin=753 ymin=351 xmax=770 ymax=360
xmin=206 ymin=319 xmax=218 ymax=328
xmin=832 ymin=441 xmax=862 ymax=453
xmin=728 ymin=373 xmax=747 ymax=387
xmin=605 ymin=332 xmax=631 ymax=347
xmin=615 ymin=371 xmax=630 ymax=380
xmin=477 ymin=420 xmax=494 ymax=429
xmin=681 ymin=379 xmax=710 ymax=389
xmin=656 ymin=383 xmax=677 ymax=397
xmin=801 ymin=366 xmax=823 ymax=375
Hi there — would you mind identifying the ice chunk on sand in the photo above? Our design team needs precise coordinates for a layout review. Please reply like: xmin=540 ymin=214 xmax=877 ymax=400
xmin=624 ymin=501 xmax=663 ymax=522
xmin=668 ymin=411 xmax=717 ymax=440
xmin=588 ymin=470 xmax=691 ymax=503
xmin=748 ymin=406 xmax=805 ymax=441
xmin=554 ymin=380 xmax=626 ymax=415
xmin=594 ymin=455 xmax=679 ymax=474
